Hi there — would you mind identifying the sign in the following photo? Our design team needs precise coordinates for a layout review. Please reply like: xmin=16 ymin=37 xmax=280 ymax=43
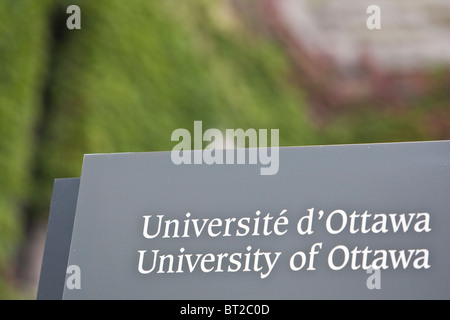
xmin=37 ymin=178 xmax=79 ymax=300
xmin=38 ymin=141 xmax=450 ymax=299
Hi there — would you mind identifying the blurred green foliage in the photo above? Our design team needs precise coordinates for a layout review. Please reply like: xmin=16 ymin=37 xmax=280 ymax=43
xmin=0 ymin=0 xmax=52 ymax=286
xmin=33 ymin=0 xmax=319 ymax=213
xmin=0 ymin=0 xmax=448 ymax=298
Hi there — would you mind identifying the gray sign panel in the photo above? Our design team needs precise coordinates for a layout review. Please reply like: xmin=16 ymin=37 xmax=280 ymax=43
xmin=38 ymin=178 xmax=80 ymax=300
xmin=62 ymin=141 xmax=450 ymax=299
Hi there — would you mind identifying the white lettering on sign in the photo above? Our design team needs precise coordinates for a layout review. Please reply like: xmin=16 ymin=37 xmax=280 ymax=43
xmin=137 ymin=208 xmax=433 ymax=278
